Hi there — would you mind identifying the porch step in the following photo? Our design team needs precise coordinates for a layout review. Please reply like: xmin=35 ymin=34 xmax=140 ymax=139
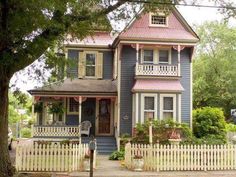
xmin=81 ymin=136 xmax=117 ymax=155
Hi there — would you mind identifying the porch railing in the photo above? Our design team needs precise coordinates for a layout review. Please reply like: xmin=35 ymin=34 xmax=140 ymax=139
xmin=135 ymin=63 xmax=178 ymax=77
xmin=33 ymin=125 xmax=80 ymax=137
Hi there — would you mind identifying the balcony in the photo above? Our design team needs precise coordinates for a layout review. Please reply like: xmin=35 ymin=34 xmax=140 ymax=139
xmin=135 ymin=63 xmax=179 ymax=77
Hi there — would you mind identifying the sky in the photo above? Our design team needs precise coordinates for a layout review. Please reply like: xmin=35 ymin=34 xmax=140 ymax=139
xmin=11 ymin=4 xmax=236 ymax=93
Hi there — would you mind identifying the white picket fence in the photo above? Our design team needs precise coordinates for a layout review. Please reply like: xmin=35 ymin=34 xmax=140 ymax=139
xmin=16 ymin=143 xmax=96 ymax=172
xmin=125 ymin=143 xmax=236 ymax=171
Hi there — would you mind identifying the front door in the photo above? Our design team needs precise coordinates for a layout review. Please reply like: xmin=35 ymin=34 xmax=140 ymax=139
xmin=96 ymin=99 xmax=113 ymax=136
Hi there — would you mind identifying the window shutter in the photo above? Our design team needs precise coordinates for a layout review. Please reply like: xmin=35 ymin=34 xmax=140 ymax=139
xmin=96 ymin=52 xmax=103 ymax=79
xmin=78 ymin=52 xmax=85 ymax=78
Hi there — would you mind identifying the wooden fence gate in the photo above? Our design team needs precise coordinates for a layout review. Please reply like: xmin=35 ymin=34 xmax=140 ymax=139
xmin=16 ymin=143 xmax=96 ymax=172
xmin=125 ymin=143 xmax=236 ymax=171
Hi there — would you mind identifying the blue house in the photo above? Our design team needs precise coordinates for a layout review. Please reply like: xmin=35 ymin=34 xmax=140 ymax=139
xmin=29 ymin=7 xmax=199 ymax=153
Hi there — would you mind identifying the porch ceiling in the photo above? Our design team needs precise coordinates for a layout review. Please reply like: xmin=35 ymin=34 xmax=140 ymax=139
xmin=28 ymin=79 xmax=117 ymax=96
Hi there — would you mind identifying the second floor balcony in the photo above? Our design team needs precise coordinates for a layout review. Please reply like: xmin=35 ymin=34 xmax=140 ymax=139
xmin=135 ymin=63 xmax=179 ymax=77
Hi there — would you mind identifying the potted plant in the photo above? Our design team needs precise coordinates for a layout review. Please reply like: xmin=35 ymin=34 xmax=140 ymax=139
xmin=168 ymin=128 xmax=181 ymax=145
xmin=83 ymin=152 xmax=90 ymax=171
xmin=133 ymin=151 xmax=144 ymax=171
xmin=34 ymin=102 xmax=43 ymax=113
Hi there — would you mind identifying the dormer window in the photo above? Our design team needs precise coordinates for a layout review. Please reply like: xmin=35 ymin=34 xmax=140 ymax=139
xmin=149 ymin=13 xmax=168 ymax=27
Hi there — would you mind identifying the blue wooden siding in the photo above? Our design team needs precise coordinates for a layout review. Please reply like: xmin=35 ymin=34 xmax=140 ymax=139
xmin=180 ymin=48 xmax=191 ymax=125
xmin=120 ymin=45 xmax=136 ymax=135
xmin=67 ymin=49 xmax=79 ymax=78
xmin=67 ymin=50 xmax=113 ymax=79
xmin=81 ymin=98 xmax=96 ymax=136
xmin=66 ymin=114 xmax=79 ymax=125
xmin=103 ymin=51 xmax=113 ymax=79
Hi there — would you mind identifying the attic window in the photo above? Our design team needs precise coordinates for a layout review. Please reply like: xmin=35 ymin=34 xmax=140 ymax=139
xmin=150 ymin=14 xmax=167 ymax=27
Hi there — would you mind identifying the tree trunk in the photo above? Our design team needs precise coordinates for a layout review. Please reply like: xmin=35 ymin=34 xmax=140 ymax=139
xmin=0 ymin=76 xmax=15 ymax=177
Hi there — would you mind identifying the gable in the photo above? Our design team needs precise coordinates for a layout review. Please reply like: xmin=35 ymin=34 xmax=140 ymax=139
xmin=119 ymin=8 xmax=199 ymax=43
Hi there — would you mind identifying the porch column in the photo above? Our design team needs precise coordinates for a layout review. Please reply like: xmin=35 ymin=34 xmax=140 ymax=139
xmin=32 ymin=97 xmax=35 ymax=123
xmin=136 ymin=43 xmax=139 ymax=63
xmin=177 ymin=45 xmax=181 ymax=76
xmin=79 ymin=96 xmax=82 ymax=124
xmin=31 ymin=97 xmax=35 ymax=137
xmin=135 ymin=43 xmax=139 ymax=75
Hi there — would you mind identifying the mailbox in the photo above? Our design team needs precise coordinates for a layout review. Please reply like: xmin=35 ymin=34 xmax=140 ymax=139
xmin=89 ymin=140 xmax=96 ymax=150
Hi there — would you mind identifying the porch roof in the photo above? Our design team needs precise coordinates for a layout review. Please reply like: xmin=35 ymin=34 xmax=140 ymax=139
xmin=28 ymin=79 xmax=117 ymax=96
xmin=132 ymin=79 xmax=184 ymax=93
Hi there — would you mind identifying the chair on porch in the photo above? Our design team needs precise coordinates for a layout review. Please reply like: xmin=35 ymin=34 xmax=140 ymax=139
xmin=80 ymin=121 xmax=92 ymax=137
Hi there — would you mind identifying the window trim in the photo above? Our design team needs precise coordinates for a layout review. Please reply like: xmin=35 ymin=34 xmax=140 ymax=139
xmin=149 ymin=12 xmax=168 ymax=27
xmin=160 ymin=94 xmax=176 ymax=121
xmin=84 ymin=51 xmax=97 ymax=78
xmin=141 ymin=93 xmax=158 ymax=123
xmin=67 ymin=98 xmax=80 ymax=115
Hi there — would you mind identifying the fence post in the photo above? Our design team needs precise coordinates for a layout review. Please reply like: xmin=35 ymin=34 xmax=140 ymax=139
xmin=125 ymin=142 xmax=132 ymax=169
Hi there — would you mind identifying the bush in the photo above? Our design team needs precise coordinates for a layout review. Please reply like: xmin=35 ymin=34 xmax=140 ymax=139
xmin=226 ymin=123 xmax=236 ymax=132
xmin=132 ymin=119 xmax=193 ymax=144
xmin=21 ymin=127 xmax=31 ymax=138
xmin=109 ymin=150 xmax=125 ymax=160
xmin=193 ymin=107 xmax=226 ymax=143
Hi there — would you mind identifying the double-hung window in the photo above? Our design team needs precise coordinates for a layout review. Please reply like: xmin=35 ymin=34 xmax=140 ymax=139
xmin=160 ymin=94 xmax=176 ymax=120
xmin=143 ymin=49 xmax=154 ymax=64
xmin=159 ymin=49 xmax=170 ymax=64
xmin=141 ymin=94 xmax=157 ymax=122
xmin=85 ymin=53 xmax=96 ymax=77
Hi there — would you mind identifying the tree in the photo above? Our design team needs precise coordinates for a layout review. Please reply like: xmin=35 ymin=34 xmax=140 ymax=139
xmin=193 ymin=21 xmax=236 ymax=119
xmin=0 ymin=0 xmax=180 ymax=176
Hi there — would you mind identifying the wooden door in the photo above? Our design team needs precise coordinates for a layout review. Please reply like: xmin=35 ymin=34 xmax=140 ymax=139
xmin=96 ymin=99 xmax=113 ymax=136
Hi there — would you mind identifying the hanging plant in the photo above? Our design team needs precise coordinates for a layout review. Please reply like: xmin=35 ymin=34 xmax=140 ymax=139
xmin=48 ymin=102 xmax=64 ymax=115
xmin=34 ymin=102 xmax=43 ymax=113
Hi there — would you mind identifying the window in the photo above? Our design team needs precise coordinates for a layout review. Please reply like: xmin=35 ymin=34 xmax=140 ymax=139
xmin=150 ymin=14 xmax=168 ymax=26
xmin=143 ymin=50 xmax=154 ymax=64
xmin=141 ymin=49 xmax=171 ymax=64
xmin=144 ymin=97 xmax=155 ymax=120
xmin=67 ymin=98 xmax=79 ymax=114
xmin=141 ymin=94 xmax=157 ymax=123
xmin=78 ymin=51 xmax=103 ymax=79
xmin=160 ymin=94 xmax=176 ymax=120
xmin=159 ymin=50 xmax=169 ymax=64
xmin=85 ymin=53 xmax=96 ymax=77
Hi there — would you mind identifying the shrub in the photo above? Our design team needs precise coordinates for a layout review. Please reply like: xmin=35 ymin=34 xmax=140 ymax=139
xmin=226 ymin=123 xmax=236 ymax=132
xmin=132 ymin=119 xmax=193 ymax=144
xmin=21 ymin=127 xmax=31 ymax=138
xmin=193 ymin=107 xmax=226 ymax=143
xmin=109 ymin=150 xmax=125 ymax=160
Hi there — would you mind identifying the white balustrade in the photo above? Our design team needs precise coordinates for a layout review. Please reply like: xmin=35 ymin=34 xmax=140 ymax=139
xmin=135 ymin=63 xmax=178 ymax=76
xmin=33 ymin=126 xmax=80 ymax=137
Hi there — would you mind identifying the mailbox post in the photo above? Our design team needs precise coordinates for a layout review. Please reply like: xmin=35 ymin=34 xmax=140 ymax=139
xmin=89 ymin=137 xmax=96 ymax=177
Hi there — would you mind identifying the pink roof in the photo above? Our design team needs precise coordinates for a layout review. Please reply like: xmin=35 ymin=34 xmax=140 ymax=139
xmin=120 ymin=11 xmax=198 ymax=42
xmin=65 ymin=32 xmax=114 ymax=47
xmin=132 ymin=79 xmax=184 ymax=92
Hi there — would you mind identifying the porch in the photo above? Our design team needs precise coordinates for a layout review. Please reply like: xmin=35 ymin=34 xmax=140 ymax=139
xmin=32 ymin=96 xmax=117 ymax=138
xmin=29 ymin=79 xmax=118 ymax=140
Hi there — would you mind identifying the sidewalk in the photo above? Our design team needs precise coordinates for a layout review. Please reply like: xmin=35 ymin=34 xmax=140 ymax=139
xmin=59 ymin=155 xmax=236 ymax=177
